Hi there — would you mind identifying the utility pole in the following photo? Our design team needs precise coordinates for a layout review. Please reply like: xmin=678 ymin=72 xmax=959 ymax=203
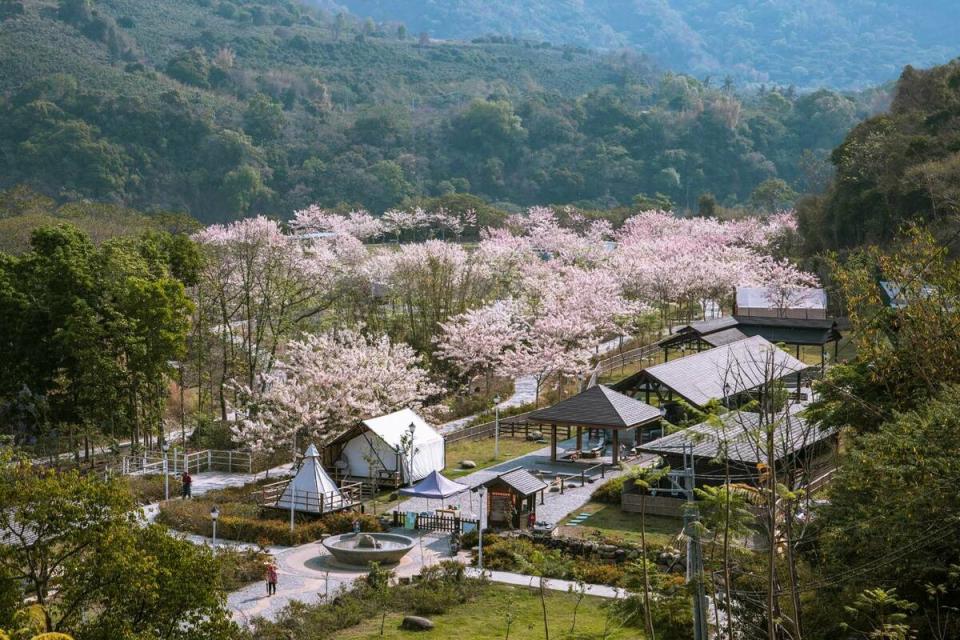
xmin=682 ymin=443 xmax=710 ymax=640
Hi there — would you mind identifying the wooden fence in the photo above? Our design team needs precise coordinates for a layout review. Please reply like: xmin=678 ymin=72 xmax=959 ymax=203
xmin=390 ymin=510 xmax=480 ymax=533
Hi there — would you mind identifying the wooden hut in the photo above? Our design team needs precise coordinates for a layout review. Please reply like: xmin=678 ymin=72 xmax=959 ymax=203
xmin=482 ymin=468 xmax=548 ymax=530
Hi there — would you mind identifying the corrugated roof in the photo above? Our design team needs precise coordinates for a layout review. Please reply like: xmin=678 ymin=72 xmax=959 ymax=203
xmin=639 ymin=411 xmax=834 ymax=464
xmin=642 ymin=336 xmax=808 ymax=407
xmin=485 ymin=468 xmax=548 ymax=496
xmin=527 ymin=384 xmax=661 ymax=428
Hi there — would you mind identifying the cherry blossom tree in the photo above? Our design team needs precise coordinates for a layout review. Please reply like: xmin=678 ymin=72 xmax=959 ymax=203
xmin=434 ymin=299 xmax=524 ymax=390
xmin=231 ymin=327 xmax=444 ymax=448
xmin=291 ymin=205 xmax=385 ymax=241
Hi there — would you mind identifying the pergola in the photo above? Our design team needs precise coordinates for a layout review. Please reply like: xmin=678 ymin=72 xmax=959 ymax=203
xmin=526 ymin=384 xmax=661 ymax=466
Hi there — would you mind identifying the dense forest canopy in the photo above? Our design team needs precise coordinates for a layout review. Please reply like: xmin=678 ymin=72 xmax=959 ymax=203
xmin=327 ymin=0 xmax=960 ymax=89
xmin=798 ymin=58 xmax=960 ymax=252
xmin=0 ymin=0 xmax=886 ymax=223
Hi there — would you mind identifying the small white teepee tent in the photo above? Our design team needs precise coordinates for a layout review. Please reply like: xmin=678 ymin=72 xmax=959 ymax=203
xmin=275 ymin=444 xmax=348 ymax=514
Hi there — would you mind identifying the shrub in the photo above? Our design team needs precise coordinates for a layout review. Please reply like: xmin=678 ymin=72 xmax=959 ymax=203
xmin=591 ymin=476 xmax=626 ymax=504
xmin=217 ymin=547 xmax=271 ymax=590
xmin=156 ymin=498 xmax=383 ymax=546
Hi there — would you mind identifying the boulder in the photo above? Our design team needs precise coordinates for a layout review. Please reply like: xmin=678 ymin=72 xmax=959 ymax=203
xmin=526 ymin=430 xmax=544 ymax=441
xmin=459 ymin=459 xmax=477 ymax=469
xmin=401 ymin=616 xmax=435 ymax=631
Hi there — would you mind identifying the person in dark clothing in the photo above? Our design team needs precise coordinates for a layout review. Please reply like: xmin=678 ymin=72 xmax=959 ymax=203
xmin=181 ymin=471 xmax=192 ymax=499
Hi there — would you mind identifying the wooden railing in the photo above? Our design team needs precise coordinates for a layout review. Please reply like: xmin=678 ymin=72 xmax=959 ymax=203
xmin=256 ymin=479 xmax=362 ymax=512
xmin=390 ymin=510 xmax=479 ymax=533
xmin=444 ymin=415 xmax=576 ymax=444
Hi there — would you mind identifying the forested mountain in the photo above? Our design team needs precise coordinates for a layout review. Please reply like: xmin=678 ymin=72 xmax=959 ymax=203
xmin=330 ymin=0 xmax=960 ymax=90
xmin=798 ymin=58 xmax=960 ymax=251
xmin=0 ymin=0 xmax=883 ymax=222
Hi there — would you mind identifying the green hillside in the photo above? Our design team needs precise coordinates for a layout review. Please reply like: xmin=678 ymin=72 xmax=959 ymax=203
xmin=331 ymin=0 xmax=960 ymax=89
xmin=798 ymin=59 xmax=960 ymax=251
xmin=1 ymin=0 xmax=882 ymax=222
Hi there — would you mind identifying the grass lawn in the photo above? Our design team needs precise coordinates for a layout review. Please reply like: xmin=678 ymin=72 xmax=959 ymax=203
xmin=335 ymin=583 xmax=638 ymax=639
xmin=556 ymin=501 xmax=682 ymax=548
xmin=444 ymin=437 xmax=545 ymax=479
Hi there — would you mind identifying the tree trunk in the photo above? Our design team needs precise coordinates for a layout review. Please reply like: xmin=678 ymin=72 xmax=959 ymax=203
xmin=640 ymin=493 xmax=656 ymax=640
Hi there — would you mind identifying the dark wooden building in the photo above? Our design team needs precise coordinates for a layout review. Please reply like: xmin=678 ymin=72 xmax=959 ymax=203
xmin=482 ymin=468 xmax=548 ymax=530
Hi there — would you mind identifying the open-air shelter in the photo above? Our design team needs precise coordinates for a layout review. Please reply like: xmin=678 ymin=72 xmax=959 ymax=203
xmin=614 ymin=336 xmax=809 ymax=410
xmin=659 ymin=316 xmax=843 ymax=367
xmin=526 ymin=384 xmax=661 ymax=466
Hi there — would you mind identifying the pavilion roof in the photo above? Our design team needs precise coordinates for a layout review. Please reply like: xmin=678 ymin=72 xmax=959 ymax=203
xmin=527 ymin=384 xmax=661 ymax=428
xmin=639 ymin=411 xmax=834 ymax=465
xmin=663 ymin=315 xmax=843 ymax=348
xmin=632 ymin=336 xmax=808 ymax=408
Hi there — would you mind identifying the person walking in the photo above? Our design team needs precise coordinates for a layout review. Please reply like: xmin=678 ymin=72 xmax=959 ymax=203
xmin=181 ymin=470 xmax=192 ymax=499
xmin=265 ymin=562 xmax=278 ymax=597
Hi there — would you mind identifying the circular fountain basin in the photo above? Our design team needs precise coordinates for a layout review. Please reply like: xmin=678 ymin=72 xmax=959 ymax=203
xmin=321 ymin=532 xmax=416 ymax=566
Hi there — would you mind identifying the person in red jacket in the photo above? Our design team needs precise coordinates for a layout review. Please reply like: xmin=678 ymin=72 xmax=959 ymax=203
xmin=181 ymin=471 xmax=192 ymax=499
xmin=265 ymin=562 xmax=278 ymax=596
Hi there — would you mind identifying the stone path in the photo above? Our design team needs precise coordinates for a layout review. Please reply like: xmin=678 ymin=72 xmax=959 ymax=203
xmin=467 ymin=568 xmax=626 ymax=600
xmin=226 ymin=531 xmax=459 ymax=625
xmin=224 ymin=531 xmax=627 ymax=625
xmin=395 ymin=438 xmax=635 ymax=528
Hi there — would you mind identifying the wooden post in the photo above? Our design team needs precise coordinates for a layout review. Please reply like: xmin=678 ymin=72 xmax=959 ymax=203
xmin=612 ymin=429 xmax=620 ymax=466
xmin=576 ymin=426 xmax=583 ymax=453
xmin=550 ymin=424 xmax=558 ymax=462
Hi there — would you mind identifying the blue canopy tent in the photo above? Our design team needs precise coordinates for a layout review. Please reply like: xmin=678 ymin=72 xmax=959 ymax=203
xmin=399 ymin=470 xmax=469 ymax=500
xmin=398 ymin=470 xmax=471 ymax=534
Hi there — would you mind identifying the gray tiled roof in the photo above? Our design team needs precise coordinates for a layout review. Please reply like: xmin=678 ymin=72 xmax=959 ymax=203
xmin=702 ymin=328 xmax=749 ymax=347
xmin=527 ymin=384 xmax=661 ymax=428
xmin=643 ymin=336 xmax=808 ymax=407
xmin=485 ymin=468 xmax=548 ymax=496
xmin=639 ymin=411 xmax=834 ymax=464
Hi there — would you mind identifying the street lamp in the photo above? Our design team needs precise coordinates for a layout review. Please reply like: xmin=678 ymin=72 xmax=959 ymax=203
xmin=407 ymin=423 xmax=417 ymax=487
xmin=493 ymin=395 xmax=502 ymax=460
xmin=161 ymin=441 xmax=170 ymax=501
xmin=210 ymin=505 xmax=220 ymax=546
xmin=473 ymin=485 xmax=486 ymax=573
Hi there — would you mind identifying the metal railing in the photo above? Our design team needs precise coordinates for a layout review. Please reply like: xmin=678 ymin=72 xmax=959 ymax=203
xmin=120 ymin=449 xmax=253 ymax=476
xmin=443 ymin=414 xmax=573 ymax=445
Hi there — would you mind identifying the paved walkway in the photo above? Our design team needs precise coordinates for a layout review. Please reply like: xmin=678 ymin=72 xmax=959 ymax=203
xmin=467 ymin=568 xmax=626 ymax=599
xmin=226 ymin=531 xmax=460 ymax=625
xmin=396 ymin=438 xmax=634 ymax=527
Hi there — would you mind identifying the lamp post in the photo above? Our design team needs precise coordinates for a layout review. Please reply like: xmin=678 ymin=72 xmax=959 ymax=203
xmin=493 ymin=395 xmax=501 ymax=460
xmin=161 ymin=441 xmax=170 ymax=501
xmin=210 ymin=505 xmax=220 ymax=547
xmin=473 ymin=485 xmax=486 ymax=573
xmin=407 ymin=423 xmax=416 ymax=487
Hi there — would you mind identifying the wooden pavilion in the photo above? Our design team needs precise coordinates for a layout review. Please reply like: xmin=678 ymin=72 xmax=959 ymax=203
xmin=526 ymin=384 xmax=661 ymax=466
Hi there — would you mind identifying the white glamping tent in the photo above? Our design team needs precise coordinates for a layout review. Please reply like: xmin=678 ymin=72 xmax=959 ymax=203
xmin=276 ymin=444 xmax=349 ymax=514
xmin=331 ymin=408 xmax=445 ymax=484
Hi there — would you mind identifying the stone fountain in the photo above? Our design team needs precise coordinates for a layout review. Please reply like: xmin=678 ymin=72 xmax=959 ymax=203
xmin=321 ymin=532 xmax=416 ymax=566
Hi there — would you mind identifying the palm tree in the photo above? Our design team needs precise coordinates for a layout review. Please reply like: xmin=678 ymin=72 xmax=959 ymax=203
xmin=629 ymin=465 xmax=671 ymax=640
